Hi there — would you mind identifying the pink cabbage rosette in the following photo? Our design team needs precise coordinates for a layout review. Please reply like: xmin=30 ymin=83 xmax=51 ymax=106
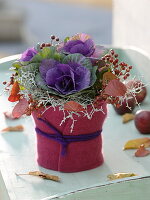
xmin=58 ymin=33 xmax=104 ymax=58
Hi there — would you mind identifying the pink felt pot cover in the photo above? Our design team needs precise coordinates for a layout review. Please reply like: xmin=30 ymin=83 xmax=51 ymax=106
xmin=32 ymin=103 xmax=107 ymax=172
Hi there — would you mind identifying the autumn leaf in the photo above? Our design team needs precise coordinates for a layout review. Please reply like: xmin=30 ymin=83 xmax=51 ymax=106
xmin=12 ymin=98 xmax=29 ymax=118
xmin=107 ymin=173 xmax=137 ymax=180
xmin=71 ymin=33 xmax=90 ymax=41
xmin=122 ymin=113 xmax=135 ymax=123
xmin=135 ymin=145 xmax=150 ymax=157
xmin=102 ymin=71 xmax=117 ymax=84
xmin=1 ymin=125 xmax=24 ymax=132
xmin=16 ymin=171 xmax=60 ymax=182
xmin=104 ymin=79 xmax=127 ymax=97
xmin=8 ymin=81 xmax=20 ymax=102
xmin=64 ymin=101 xmax=85 ymax=112
xmin=124 ymin=137 xmax=150 ymax=150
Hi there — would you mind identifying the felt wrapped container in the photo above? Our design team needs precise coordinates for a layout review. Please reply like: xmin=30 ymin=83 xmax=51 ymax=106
xmin=32 ymin=103 xmax=107 ymax=173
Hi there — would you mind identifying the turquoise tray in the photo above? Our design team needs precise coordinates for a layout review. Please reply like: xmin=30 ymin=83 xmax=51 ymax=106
xmin=0 ymin=47 xmax=150 ymax=200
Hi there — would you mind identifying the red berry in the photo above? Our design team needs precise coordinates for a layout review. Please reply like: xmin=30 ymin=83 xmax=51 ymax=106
xmin=51 ymin=35 xmax=55 ymax=40
xmin=110 ymin=49 xmax=114 ymax=55
xmin=55 ymin=37 xmax=59 ymax=42
xmin=115 ymin=69 xmax=120 ymax=75
xmin=41 ymin=43 xmax=45 ymax=47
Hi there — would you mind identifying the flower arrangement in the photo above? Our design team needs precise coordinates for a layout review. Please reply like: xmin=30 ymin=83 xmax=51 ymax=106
xmin=4 ymin=33 xmax=140 ymax=131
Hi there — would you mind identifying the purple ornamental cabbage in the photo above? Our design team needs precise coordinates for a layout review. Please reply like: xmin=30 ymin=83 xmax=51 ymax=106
xmin=19 ymin=47 xmax=37 ymax=62
xmin=59 ymin=33 xmax=104 ymax=58
xmin=38 ymin=59 xmax=91 ymax=95
xmin=62 ymin=39 xmax=95 ymax=57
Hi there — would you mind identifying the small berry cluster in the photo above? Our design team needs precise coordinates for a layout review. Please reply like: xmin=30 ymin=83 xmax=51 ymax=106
xmin=94 ymin=50 xmax=133 ymax=108
xmin=40 ymin=35 xmax=59 ymax=49
xmin=25 ymin=97 xmax=42 ymax=116
xmin=101 ymin=49 xmax=132 ymax=80
xmin=3 ymin=73 xmax=16 ymax=89
xmin=105 ymin=96 xmax=121 ymax=107
xmin=93 ymin=94 xmax=122 ymax=108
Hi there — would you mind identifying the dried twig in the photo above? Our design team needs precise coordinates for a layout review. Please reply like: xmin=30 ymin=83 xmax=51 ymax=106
xmin=15 ymin=171 xmax=60 ymax=182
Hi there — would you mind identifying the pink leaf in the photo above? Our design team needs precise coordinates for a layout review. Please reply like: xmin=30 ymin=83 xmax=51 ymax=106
xmin=104 ymin=79 xmax=127 ymax=97
xmin=3 ymin=111 xmax=20 ymax=119
xmin=12 ymin=98 xmax=28 ymax=118
xmin=64 ymin=101 xmax=85 ymax=112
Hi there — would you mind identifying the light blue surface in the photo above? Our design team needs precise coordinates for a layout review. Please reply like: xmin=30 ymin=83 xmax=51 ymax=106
xmin=0 ymin=48 xmax=150 ymax=200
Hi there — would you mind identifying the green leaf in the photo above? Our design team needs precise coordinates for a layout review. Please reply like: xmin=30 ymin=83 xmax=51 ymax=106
xmin=53 ymin=52 xmax=65 ymax=62
xmin=18 ymin=63 xmax=40 ymax=74
xmin=12 ymin=61 xmax=22 ymax=69
xmin=63 ymin=53 xmax=92 ymax=70
xmin=35 ymin=74 xmax=49 ymax=90
xmin=64 ymin=37 xmax=70 ymax=42
xmin=31 ymin=46 xmax=64 ymax=63
xmin=90 ymin=66 xmax=98 ymax=85
xmin=31 ymin=47 xmax=52 ymax=62
xmin=20 ymin=60 xmax=31 ymax=66
xmin=67 ymin=88 xmax=95 ymax=99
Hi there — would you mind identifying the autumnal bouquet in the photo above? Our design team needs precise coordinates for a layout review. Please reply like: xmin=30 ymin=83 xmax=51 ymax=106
xmin=4 ymin=33 xmax=139 ymax=172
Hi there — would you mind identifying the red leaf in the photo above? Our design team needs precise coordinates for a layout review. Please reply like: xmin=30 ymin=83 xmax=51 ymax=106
xmin=135 ymin=145 xmax=150 ymax=157
xmin=64 ymin=101 xmax=85 ymax=112
xmin=8 ymin=94 xmax=20 ymax=102
xmin=8 ymin=81 xmax=20 ymax=102
xmin=12 ymin=98 xmax=28 ymax=118
xmin=104 ymin=79 xmax=127 ymax=97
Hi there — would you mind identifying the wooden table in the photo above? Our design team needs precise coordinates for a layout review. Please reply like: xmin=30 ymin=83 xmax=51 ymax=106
xmin=0 ymin=48 xmax=150 ymax=200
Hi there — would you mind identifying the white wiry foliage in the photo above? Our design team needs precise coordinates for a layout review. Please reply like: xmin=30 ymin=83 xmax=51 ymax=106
xmin=116 ymin=76 xmax=147 ymax=110
xmin=17 ymin=71 xmax=37 ymax=90
xmin=58 ymin=104 xmax=104 ymax=133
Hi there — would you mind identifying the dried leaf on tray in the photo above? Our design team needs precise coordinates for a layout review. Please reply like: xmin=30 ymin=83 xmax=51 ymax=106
xmin=1 ymin=125 xmax=24 ymax=132
xmin=122 ymin=113 xmax=135 ymax=123
xmin=135 ymin=144 xmax=150 ymax=157
xmin=107 ymin=172 xmax=137 ymax=180
xmin=123 ymin=137 xmax=150 ymax=150
xmin=16 ymin=171 xmax=60 ymax=182
xmin=3 ymin=111 xmax=20 ymax=120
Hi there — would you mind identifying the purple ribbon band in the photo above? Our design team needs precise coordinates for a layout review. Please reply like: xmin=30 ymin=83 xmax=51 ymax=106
xmin=35 ymin=118 xmax=102 ymax=156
